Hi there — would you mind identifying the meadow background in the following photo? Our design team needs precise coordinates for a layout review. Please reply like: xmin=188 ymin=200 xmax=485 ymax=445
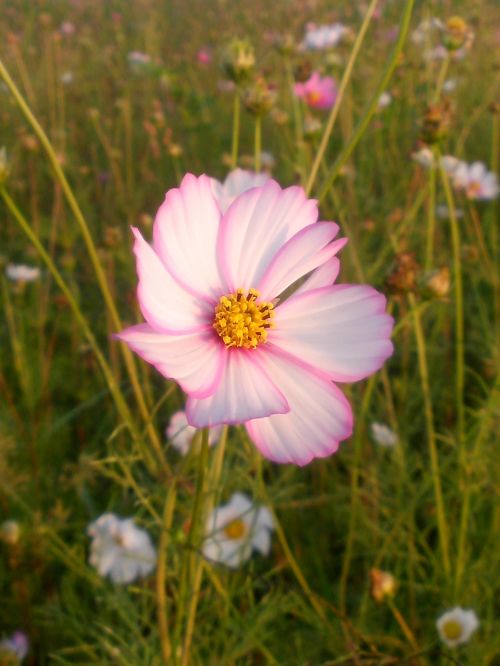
xmin=0 ymin=0 xmax=499 ymax=664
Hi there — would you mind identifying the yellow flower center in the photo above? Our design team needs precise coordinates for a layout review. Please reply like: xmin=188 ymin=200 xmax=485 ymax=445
xmin=223 ymin=518 xmax=247 ymax=540
xmin=213 ymin=288 xmax=274 ymax=349
xmin=307 ymin=91 xmax=322 ymax=105
xmin=466 ymin=181 xmax=482 ymax=197
xmin=442 ymin=619 xmax=463 ymax=641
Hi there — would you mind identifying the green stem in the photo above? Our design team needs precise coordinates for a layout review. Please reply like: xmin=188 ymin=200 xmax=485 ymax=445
xmin=157 ymin=481 xmax=177 ymax=664
xmin=254 ymin=115 xmax=262 ymax=173
xmin=408 ymin=291 xmax=450 ymax=577
xmin=0 ymin=57 xmax=168 ymax=475
xmin=317 ymin=0 xmax=415 ymax=202
xmin=181 ymin=427 xmax=227 ymax=666
xmin=433 ymin=54 xmax=450 ymax=104
xmin=231 ymin=91 xmax=240 ymax=169
xmin=339 ymin=376 xmax=375 ymax=613
xmin=438 ymin=155 xmax=465 ymax=448
xmin=425 ymin=162 xmax=437 ymax=271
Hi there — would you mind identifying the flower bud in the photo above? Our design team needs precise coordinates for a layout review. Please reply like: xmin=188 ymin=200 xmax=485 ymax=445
xmin=222 ymin=38 xmax=255 ymax=84
xmin=423 ymin=267 xmax=450 ymax=299
xmin=442 ymin=16 xmax=473 ymax=51
xmin=420 ymin=101 xmax=452 ymax=145
xmin=387 ymin=252 xmax=420 ymax=295
xmin=272 ymin=33 xmax=296 ymax=57
xmin=241 ymin=76 xmax=277 ymax=116
xmin=0 ymin=147 xmax=10 ymax=185
xmin=1 ymin=520 xmax=20 ymax=545
xmin=293 ymin=59 xmax=313 ymax=83
xmin=370 ymin=568 xmax=397 ymax=603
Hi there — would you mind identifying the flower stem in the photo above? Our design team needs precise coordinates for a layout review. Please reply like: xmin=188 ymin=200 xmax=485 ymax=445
xmin=339 ymin=375 xmax=375 ymax=613
xmin=433 ymin=54 xmax=450 ymax=103
xmin=181 ymin=427 xmax=227 ymax=666
xmin=157 ymin=481 xmax=177 ymax=664
xmin=387 ymin=600 xmax=420 ymax=653
xmin=254 ymin=115 xmax=262 ymax=173
xmin=437 ymin=156 xmax=465 ymax=448
xmin=425 ymin=161 xmax=437 ymax=271
xmin=408 ymin=291 xmax=450 ymax=577
xmin=231 ymin=91 xmax=240 ymax=169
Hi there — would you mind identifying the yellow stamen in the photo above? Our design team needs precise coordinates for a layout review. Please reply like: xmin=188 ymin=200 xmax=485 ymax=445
xmin=213 ymin=288 xmax=274 ymax=349
xmin=442 ymin=619 xmax=463 ymax=641
xmin=223 ymin=518 xmax=246 ymax=540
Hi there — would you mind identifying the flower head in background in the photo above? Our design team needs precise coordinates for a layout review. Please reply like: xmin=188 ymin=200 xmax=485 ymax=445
xmin=0 ymin=520 xmax=20 ymax=546
xmin=87 ymin=513 xmax=156 ymax=584
xmin=60 ymin=21 xmax=75 ymax=36
xmin=436 ymin=607 xmax=479 ymax=648
xmin=301 ymin=22 xmax=349 ymax=51
xmin=370 ymin=568 xmax=397 ymax=602
xmin=377 ymin=92 xmax=392 ymax=110
xmin=166 ymin=410 xmax=222 ymax=455
xmin=411 ymin=18 xmax=444 ymax=45
xmin=294 ymin=72 xmax=337 ymax=110
xmin=370 ymin=422 xmax=398 ymax=447
xmin=203 ymin=492 xmax=274 ymax=568
xmin=412 ymin=147 xmax=435 ymax=168
xmin=197 ymin=47 xmax=212 ymax=65
xmin=117 ymin=174 xmax=393 ymax=465
xmin=211 ymin=168 xmax=270 ymax=213
xmin=451 ymin=162 xmax=499 ymax=200
xmin=0 ymin=632 xmax=29 ymax=664
xmin=5 ymin=264 xmax=40 ymax=283
xmin=127 ymin=51 xmax=153 ymax=74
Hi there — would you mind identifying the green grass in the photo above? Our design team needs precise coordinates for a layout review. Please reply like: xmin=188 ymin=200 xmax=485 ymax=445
xmin=1 ymin=0 xmax=499 ymax=664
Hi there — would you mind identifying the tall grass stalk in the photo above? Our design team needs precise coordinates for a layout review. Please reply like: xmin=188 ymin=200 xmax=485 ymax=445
xmin=0 ymin=58 xmax=168 ymax=475
xmin=408 ymin=291 xmax=450 ymax=577
xmin=305 ymin=0 xmax=379 ymax=196
xmin=317 ymin=0 xmax=416 ymax=202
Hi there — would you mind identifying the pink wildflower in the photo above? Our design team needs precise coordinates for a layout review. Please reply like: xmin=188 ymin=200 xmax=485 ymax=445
xmin=197 ymin=47 xmax=212 ymax=65
xmin=294 ymin=72 xmax=337 ymax=110
xmin=118 ymin=175 xmax=393 ymax=465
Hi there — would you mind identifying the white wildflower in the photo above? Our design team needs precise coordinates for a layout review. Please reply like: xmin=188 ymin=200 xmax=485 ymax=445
xmin=370 ymin=422 xmax=398 ymax=447
xmin=166 ymin=410 xmax=222 ymax=456
xmin=436 ymin=607 xmax=479 ymax=648
xmin=203 ymin=493 xmax=274 ymax=569
xmin=5 ymin=264 xmax=40 ymax=283
xmin=87 ymin=513 xmax=156 ymax=584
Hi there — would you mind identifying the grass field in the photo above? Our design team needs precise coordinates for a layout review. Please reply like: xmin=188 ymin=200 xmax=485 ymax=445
xmin=0 ymin=0 xmax=499 ymax=664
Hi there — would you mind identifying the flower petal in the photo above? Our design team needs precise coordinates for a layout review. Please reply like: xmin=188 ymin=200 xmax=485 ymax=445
xmin=257 ymin=222 xmax=346 ymax=300
xmin=217 ymin=180 xmax=318 ymax=293
xmin=270 ymin=285 xmax=394 ymax=382
xmin=186 ymin=349 xmax=289 ymax=426
xmin=246 ymin=348 xmax=353 ymax=465
xmin=153 ymin=173 xmax=223 ymax=300
xmin=116 ymin=324 xmax=226 ymax=398
xmin=131 ymin=228 xmax=206 ymax=333
xmin=294 ymin=256 xmax=341 ymax=295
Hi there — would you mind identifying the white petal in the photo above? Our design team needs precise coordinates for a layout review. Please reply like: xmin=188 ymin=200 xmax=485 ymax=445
xmin=246 ymin=348 xmax=353 ymax=465
xmin=153 ymin=173 xmax=224 ymax=300
xmin=186 ymin=349 xmax=289 ymax=426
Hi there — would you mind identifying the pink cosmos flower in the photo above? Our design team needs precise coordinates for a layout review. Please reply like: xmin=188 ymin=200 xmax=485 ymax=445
xmin=117 ymin=174 xmax=393 ymax=465
xmin=294 ymin=73 xmax=337 ymax=110
xmin=197 ymin=47 xmax=212 ymax=65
